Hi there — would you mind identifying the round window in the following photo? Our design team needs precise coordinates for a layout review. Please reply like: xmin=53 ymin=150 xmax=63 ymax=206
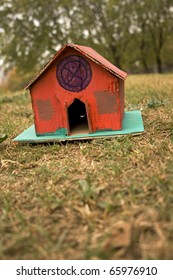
xmin=56 ymin=55 xmax=92 ymax=92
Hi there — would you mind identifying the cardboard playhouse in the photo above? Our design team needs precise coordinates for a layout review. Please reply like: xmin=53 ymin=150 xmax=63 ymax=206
xmin=13 ymin=43 xmax=144 ymax=143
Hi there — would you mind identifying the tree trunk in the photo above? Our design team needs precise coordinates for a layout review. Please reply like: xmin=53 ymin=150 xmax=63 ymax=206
xmin=141 ymin=56 xmax=150 ymax=73
xmin=156 ymin=53 xmax=163 ymax=73
xmin=110 ymin=44 xmax=122 ymax=69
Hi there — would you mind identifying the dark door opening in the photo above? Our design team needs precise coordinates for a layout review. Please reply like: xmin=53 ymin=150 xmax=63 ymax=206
xmin=67 ymin=99 xmax=89 ymax=135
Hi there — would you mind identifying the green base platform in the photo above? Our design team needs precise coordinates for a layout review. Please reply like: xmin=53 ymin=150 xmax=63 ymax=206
xmin=13 ymin=111 xmax=144 ymax=143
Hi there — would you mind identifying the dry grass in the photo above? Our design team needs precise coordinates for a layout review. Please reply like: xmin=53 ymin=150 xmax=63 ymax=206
xmin=0 ymin=74 xmax=173 ymax=260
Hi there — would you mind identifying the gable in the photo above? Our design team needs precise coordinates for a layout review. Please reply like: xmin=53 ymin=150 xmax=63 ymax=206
xmin=25 ymin=44 xmax=127 ymax=90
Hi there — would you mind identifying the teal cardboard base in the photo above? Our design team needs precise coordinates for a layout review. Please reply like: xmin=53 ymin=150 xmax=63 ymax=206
xmin=13 ymin=111 xmax=144 ymax=143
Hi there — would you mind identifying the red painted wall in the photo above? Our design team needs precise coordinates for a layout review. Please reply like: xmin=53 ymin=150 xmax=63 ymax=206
xmin=30 ymin=48 xmax=123 ymax=135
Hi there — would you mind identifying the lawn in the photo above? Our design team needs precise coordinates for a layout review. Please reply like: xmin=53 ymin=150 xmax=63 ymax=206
xmin=0 ymin=74 xmax=173 ymax=260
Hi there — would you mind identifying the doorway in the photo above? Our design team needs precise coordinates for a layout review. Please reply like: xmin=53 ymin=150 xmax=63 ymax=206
xmin=67 ymin=99 xmax=89 ymax=135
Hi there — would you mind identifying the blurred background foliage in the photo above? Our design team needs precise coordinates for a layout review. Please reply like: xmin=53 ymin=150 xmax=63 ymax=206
xmin=0 ymin=0 xmax=173 ymax=91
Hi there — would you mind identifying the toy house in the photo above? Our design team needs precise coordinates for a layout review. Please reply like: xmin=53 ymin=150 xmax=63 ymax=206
xmin=25 ymin=44 xmax=127 ymax=137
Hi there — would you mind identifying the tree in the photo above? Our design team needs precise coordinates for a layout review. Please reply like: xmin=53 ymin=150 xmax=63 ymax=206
xmin=0 ymin=0 xmax=173 ymax=79
xmin=0 ymin=0 xmax=132 ymax=74
xmin=147 ymin=0 xmax=173 ymax=73
xmin=128 ymin=0 xmax=173 ymax=73
xmin=68 ymin=0 xmax=132 ymax=69
xmin=0 ymin=0 xmax=75 ymax=73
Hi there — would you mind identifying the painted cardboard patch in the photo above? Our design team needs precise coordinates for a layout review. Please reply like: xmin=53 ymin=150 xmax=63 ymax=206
xmin=94 ymin=91 xmax=117 ymax=114
xmin=36 ymin=99 xmax=54 ymax=121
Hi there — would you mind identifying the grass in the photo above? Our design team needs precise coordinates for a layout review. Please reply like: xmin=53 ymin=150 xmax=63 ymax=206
xmin=0 ymin=74 xmax=173 ymax=260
